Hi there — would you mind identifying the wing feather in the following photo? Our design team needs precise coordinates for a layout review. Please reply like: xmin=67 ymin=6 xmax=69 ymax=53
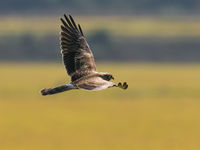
xmin=78 ymin=24 xmax=84 ymax=36
xmin=69 ymin=15 xmax=79 ymax=30
xmin=76 ymin=76 xmax=115 ymax=91
xmin=60 ymin=14 xmax=96 ymax=82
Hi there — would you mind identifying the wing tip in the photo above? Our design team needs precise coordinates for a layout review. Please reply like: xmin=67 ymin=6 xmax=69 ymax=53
xmin=61 ymin=13 xmax=84 ymax=36
xmin=64 ymin=14 xmax=68 ymax=19
xmin=78 ymin=24 xmax=84 ymax=36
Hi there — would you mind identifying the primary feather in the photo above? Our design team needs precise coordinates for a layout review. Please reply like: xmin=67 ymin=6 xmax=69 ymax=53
xmin=60 ymin=15 xmax=96 ymax=82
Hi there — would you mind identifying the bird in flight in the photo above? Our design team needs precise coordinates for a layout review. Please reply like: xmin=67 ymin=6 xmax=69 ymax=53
xmin=41 ymin=14 xmax=128 ymax=96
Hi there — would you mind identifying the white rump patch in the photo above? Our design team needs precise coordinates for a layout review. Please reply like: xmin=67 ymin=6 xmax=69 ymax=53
xmin=66 ymin=83 xmax=76 ymax=89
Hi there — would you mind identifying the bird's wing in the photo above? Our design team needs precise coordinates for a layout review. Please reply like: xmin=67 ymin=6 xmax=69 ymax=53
xmin=60 ymin=14 xmax=97 ymax=82
xmin=76 ymin=76 xmax=115 ymax=91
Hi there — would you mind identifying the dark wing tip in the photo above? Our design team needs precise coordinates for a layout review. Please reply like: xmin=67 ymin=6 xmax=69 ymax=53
xmin=61 ymin=14 xmax=84 ymax=36
xmin=60 ymin=25 xmax=66 ymax=32
xmin=69 ymin=14 xmax=73 ymax=19
xmin=60 ymin=18 xmax=67 ymax=26
xmin=117 ymin=82 xmax=128 ymax=90
xmin=64 ymin=14 xmax=68 ymax=19
xmin=122 ymin=82 xmax=128 ymax=89
xmin=69 ymin=15 xmax=78 ymax=30
xmin=78 ymin=24 xmax=84 ymax=36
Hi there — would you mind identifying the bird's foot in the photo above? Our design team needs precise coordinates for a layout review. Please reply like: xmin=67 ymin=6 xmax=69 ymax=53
xmin=117 ymin=82 xmax=128 ymax=90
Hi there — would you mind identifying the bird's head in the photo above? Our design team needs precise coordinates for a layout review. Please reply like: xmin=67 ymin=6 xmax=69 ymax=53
xmin=100 ymin=73 xmax=114 ymax=81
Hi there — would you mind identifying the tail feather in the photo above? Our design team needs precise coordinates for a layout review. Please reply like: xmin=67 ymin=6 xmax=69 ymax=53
xmin=41 ymin=84 xmax=76 ymax=96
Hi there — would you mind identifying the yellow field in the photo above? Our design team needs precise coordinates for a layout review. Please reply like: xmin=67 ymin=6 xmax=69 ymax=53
xmin=1 ymin=16 xmax=200 ymax=37
xmin=0 ymin=63 xmax=200 ymax=150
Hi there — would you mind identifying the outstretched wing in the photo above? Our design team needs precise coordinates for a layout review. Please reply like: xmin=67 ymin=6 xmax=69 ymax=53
xmin=60 ymin=14 xmax=97 ymax=82
xmin=75 ymin=77 xmax=115 ymax=91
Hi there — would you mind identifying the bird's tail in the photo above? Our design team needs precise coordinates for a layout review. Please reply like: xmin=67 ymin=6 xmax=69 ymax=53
xmin=40 ymin=84 xmax=76 ymax=96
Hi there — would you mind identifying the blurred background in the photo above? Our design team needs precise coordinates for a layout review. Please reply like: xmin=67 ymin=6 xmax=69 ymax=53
xmin=1 ymin=0 xmax=200 ymax=150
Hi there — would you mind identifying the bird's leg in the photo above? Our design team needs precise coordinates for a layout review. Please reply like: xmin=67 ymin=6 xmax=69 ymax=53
xmin=113 ymin=82 xmax=128 ymax=90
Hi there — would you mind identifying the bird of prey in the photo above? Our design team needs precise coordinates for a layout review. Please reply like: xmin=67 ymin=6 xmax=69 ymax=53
xmin=41 ymin=14 xmax=128 ymax=96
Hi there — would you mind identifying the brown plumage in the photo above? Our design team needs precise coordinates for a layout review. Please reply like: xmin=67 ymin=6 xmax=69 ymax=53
xmin=41 ymin=14 xmax=128 ymax=96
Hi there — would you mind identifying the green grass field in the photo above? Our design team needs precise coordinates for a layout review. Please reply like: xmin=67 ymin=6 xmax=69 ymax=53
xmin=0 ymin=63 xmax=200 ymax=150
xmin=1 ymin=16 xmax=200 ymax=37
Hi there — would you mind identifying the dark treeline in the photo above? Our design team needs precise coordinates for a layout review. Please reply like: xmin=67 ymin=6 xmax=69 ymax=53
xmin=0 ymin=0 xmax=200 ymax=14
xmin=1 ymin=31 xmax=200 ymax=62
xmin=0 ymin=0 xmax=199 ymax=62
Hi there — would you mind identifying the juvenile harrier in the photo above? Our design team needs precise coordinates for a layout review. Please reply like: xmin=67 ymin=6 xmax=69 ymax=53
xmin=41 ymin=14 xmax=128 ymax=96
